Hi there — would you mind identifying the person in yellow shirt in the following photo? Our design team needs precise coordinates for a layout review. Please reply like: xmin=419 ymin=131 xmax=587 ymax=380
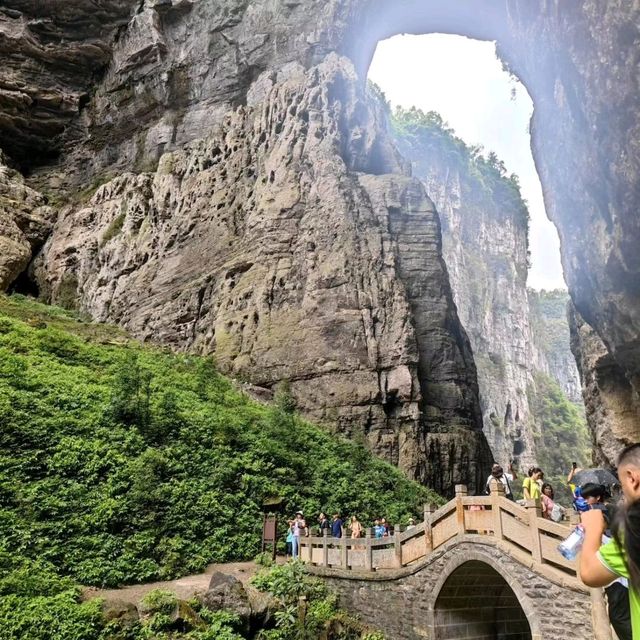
xmin=523 ymin=467 xmax=543 ymax=501
xmin=580 ymin=444 xmax=640 ymax=640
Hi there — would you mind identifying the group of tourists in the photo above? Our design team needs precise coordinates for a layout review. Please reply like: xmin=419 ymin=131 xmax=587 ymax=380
xmin=285 ymin=511 xmax=416 ymax=559
xmin=491 ymin=447 xmax=640 ymax=640
xmin=485 ymin=461 xmax=565 ymax=521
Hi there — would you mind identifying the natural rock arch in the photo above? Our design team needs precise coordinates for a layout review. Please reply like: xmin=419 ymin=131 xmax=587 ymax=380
xmin=1 ymin=0 xmax=638 ymax=468
xmin=337 ymin=0 xmax=640 ymax=459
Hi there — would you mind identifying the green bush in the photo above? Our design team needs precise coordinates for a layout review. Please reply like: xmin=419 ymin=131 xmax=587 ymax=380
xmin=252 ymin=563 xmax=384 ymax=640
xmin=0 ymin=294 xmax=432 ymax=637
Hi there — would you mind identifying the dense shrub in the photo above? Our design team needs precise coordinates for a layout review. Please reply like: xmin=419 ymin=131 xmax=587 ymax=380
xmin=0 ymin=293 xmax=439 ymax=589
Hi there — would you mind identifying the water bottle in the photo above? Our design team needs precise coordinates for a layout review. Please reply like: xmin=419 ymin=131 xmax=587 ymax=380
xmin=558 ymin=525 xmax=585 ymax=560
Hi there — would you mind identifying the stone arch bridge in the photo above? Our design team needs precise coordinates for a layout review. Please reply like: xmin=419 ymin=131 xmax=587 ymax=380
xmin=300 ymin=484 xmax=613 ymax=640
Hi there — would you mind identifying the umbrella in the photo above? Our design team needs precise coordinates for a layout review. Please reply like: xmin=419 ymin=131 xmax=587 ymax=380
xmin=573 ymin=468 xmax=619 ymax=488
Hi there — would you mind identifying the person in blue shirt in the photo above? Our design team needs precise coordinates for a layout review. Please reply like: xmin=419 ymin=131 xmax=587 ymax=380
xmin=331 ymin=513 xmax=344 ymax=538
xmin=373 ymin=518 xmax=385 ymax=538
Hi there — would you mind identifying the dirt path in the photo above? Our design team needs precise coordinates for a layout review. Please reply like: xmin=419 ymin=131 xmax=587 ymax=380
xmin=82 ymin=561 xmax=262 ymax=604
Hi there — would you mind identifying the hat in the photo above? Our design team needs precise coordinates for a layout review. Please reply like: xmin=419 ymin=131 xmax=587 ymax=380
xmin=296 ymin=510 xmax=303 ymax=515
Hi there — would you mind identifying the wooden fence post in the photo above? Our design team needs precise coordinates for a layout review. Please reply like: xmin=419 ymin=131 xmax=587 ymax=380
xmin=525 ymin=498 xmax=543 ymax=563
xmin=424 ymin=503 xmax=435 ymax=553
xmin=490 ymin=479 xmax=504 ymax=540
xmin=365 ymin=527 xmax=373 ymax=571
xmin=455 ymin=484 xmax=468 ymax=536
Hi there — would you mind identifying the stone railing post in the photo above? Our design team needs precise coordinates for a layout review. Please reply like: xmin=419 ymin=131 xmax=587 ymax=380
xmin=365 ymin=527 xmax=373 ymax=571
xmin=394 ymin=524 xmax=402 ymax=567
xmin=455 ymin=484 xmax=468 ymax=535
xmin=525 ymin=498 xmax=543 ymax=563
xmin=424 ymin=503 xmax=435 ymax=553
xmin=341 ymin=534 xmax=348 ymax=569
xmin=322 ymin=528 xmax=329 ymax=566
xmin=489 ymin=479 xmax=505 ymax=540
xmin=590 ymin=588 xmax=614 ymax=640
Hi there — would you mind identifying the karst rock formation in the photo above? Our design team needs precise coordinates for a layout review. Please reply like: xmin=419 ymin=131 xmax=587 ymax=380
xmin=1 ymin=0 xmax=639 ymax=486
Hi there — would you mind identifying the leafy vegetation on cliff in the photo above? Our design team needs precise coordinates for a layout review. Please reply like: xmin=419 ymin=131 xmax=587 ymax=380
xmin=388 ymin=105 xmax=530 ymax=236
xmin=528 ymin=371 xmax=590 ymax=501
xmin=0 ymin=293 xmax=438 ymax=638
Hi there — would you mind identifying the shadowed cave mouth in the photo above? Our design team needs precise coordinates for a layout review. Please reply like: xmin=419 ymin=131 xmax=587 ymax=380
xmin=434 ymin=561 xmax=532 ymax=640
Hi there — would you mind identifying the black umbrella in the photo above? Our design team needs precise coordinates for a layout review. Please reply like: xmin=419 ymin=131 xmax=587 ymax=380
xmin=573 ymin=468 xmax=619 ymax=488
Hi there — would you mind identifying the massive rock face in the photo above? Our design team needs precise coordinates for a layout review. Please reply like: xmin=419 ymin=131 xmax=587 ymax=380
xmin=498 ymin=2 xmax=640 ymax=460
xmin=1 ymin=0 xmax=639 ymax=478
xmin=528 ymin=289 xmax=582 ymax=404
xmin=570 ymin=305 xmax=639 ymax=469
xmin=0 ymin=153 xmax=54 ymax=290
xmin=30 ymin=55 xmax=492 ymax=495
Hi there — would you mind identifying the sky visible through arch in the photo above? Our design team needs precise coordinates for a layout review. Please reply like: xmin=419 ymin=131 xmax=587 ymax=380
xmin=368 ymin=34 xmax=567 ymax=291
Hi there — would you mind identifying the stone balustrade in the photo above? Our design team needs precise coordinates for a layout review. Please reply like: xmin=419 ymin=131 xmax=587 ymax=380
xmin=299 ymin=482 xmax=579 ymax=584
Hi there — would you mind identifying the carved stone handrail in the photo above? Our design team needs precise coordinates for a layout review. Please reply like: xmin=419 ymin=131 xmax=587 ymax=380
xmin=298 ymin=481 xmax=578 ymax=584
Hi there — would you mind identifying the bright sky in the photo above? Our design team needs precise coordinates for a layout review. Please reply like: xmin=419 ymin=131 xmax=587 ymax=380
xmin=368 ymin=34 xmax=566 ymax=291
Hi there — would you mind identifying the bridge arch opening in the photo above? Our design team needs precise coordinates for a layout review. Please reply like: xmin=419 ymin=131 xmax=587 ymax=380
xmin=434 ymin=560 xmax=532 ymax=640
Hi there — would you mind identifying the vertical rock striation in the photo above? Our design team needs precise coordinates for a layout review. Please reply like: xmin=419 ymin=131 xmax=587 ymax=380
xmin=391 ymin=111 xmax=585 ymax=469
xmin=570 ymin=305 xmax=638 ymax=469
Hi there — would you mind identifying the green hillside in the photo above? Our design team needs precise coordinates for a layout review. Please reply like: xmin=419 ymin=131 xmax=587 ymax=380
xmin=0 ymin=294 xmax=440 ymax=639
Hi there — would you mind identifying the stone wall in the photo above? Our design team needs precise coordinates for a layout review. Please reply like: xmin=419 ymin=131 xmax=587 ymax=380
xmin=318 ymin=538 xmax=592 ymax=640
xmin=29 ymin=54 xmax=493 ymax=495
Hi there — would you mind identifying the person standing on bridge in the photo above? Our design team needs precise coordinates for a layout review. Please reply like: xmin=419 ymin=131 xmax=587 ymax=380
xmin=580 ymin=443 xmax=640 ymax=640
xmin=292 ymin=511 xmax=308 ymax=559
xmin=485 ymin=462 xmax=517 ymax=500
xmin=331 ymin=513 xmax=344 ymax=538
xmin=350 ymin=515 xmax=362 ymax=539
xmin=523 ymin=467 xmax=543 ymax=501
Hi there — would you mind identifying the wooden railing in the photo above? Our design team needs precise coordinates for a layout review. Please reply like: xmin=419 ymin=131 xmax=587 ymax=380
xmin=299 ymin=482 xmax=578 ymax=579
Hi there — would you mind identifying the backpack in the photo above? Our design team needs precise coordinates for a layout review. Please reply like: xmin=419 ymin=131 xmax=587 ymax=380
xmin=486 ymin=475 xmax=514 ymax=500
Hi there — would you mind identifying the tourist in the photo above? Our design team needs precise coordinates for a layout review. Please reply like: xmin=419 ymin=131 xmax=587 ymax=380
xmin=580 ymin=483 xmax=632 ymax=640
xmin=292 ymin=511 xmax=308 ymax=559
xmin=373 ymin=518 xmax=385 ymax=539
xmin=540 ymin=483 xmax=563 ymax=521
xmin=567 ymin=461 xmax=583 ymax=494
xmin=523 ymin=467 xmax=542 ymax=501
xmin=285 ymin=520 xmax=294 ymax=558
xmin=407 ymin=518 xmax=416 ymax=530
xmin=380 ymin=517 xmax=390 ymax=536
xmin=331 ymin=512 xmax=344 ymax=538
xmin=581 ymin=483 xmax=609 ymax=517
xmin=350 ymin=515 xmax=362 ymax=539
xmin=318 ymin=512 xmax=331 ymax=536
xmin=580 ymin=444 xmax=640 ymax=640
xmin=485 ymin=462 xmax=517 ymax=500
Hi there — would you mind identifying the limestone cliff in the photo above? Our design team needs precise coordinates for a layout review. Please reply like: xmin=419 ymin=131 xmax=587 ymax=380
xmin=390 ymin=109 xmax=586 ymax=470
xmin=529 ymin=289 xmax=582 ymax=404
xmin=1 ymin=0 xmax=640 ymax=481
xmin=30 ymin=56 xmax=492 ymax=496
xmin=570 ymin=305 xmax=639 ymax=469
